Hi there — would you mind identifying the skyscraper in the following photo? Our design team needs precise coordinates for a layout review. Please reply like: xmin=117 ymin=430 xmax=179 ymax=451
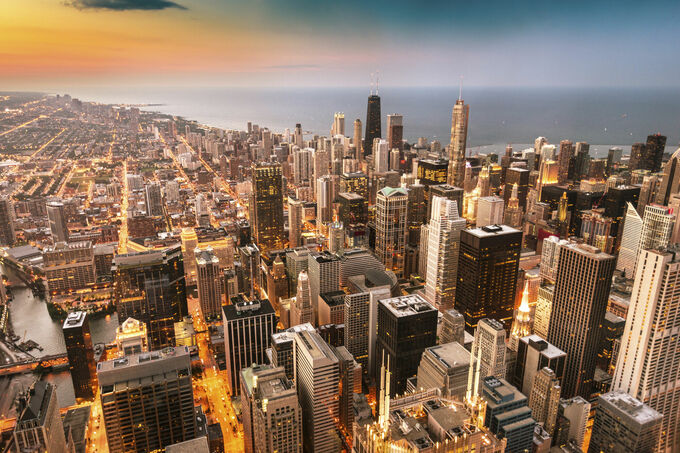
xmin=504 ymin=183 xmax=523 ymax=227
xmin=113 ymin=246 xmax=188 ymax=350
xmin=424 ymin=197 xmax=466 ymax=311
xmin=195 ymin=247 xmax=223 ymax=320
xmin=364 ymin=93 xmax=381 ymax=158
xmin=223 ymin=298 xmax=276 ymax=393
xmin=375 ymin=187 xmax=408 ymax=277
xmin=288 ymin=196 xmax=304 ymax=248
xmin=47 ymin=200 xmax=69 ymax=243
xmin=557 ymin=140 xmax=573 ymax=184
xmin=294 ymin=328 xmax=340 ymax=453
xmin=476 ymin=196 xmax=504 ymax=227
xmin=316 ymin=174 xmax=334 ymax=225
xmin=62 ymin=311 xmax=97 ymax=400
xmin=240 ymin=365 xmax=303 ymax=453
xmin=529 ymin=367 xmax=561 ymax=435
xmin=353 ymin=118 xmax=362 ymax=160
xmin=115 ymin=317 xmax=148 ymax=356
xmin=144 ymin=182 xmax=163 ymax=216
xmin=331 ymin=111 xmax=345 ymax=136
xmin=589 ymin=392 xmax=662 ymax=453
xmin=643 ymin=133 xmax=667 ymax=173
xmin=512 ymin=334 xmax=566 ymax=396
xmin=467 ymin=318 xmax=507 ymax=398
xmin=291 ymin=270 xmax=313 ymax=326
xmin=386 ymin=113 xmax=403 ymax=151
xmin=44 ymin=240 xmax=96 ymax=295
xmin=251 ymin=162 xmax=285 ymax=251
xmin=417 ymin=341 xmax=470 ymax=401
xmin=447 ymin=98 xmax=469 ymax=188
xmin=509 ymin=281 xmax=533 ymax=351
xmin=638 ymin=204 xmax=674 ymax=255
xmin=655 ymin=147 xmax=680 ymax=205
xmin=616 ymin=202 xmax=642 ymax=277
xmin=612 ymin=248 xmax=680 ymax=452
xmin=307 ymin=251 xmax=340 ymax=323
xmin=97 ymin=347 xmax=197 ymax=453
xmin=373 ymin=138 xmax=389 ymax=172
xmin=548 ymin=242 xmax=615 ymax=399
xmin=0 ymin=196 xmax=15 ymax=246
xmin=13 ymin=382 xmax=69 ymax=453
xmin=455 ymin=225 xmax=522 ymax=332
xmin=375 ymin=294 xmax=438 ymax=395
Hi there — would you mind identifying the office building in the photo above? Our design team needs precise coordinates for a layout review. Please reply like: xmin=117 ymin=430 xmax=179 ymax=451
xmin=655 ymin=147 xmax=680 ymax=205
xmin=424 ymin=197 xmax=466 ymax=311
xmin=638 ymin=203 xmax=674 ymax=256
xmin=62 ymin=311 xmax=97 ymax=400
xmin=417 ymin=158 xmax=449 ymax=186
xmin=529 ymin=367 xmax=561 ymax=435
xmin=223 ymin=298 xmax=276 ymax=392
xmin=375 ymin=187 xmax=408 ymax=277
xmin=240 ymin=365 xmax=303 ymax=453
xmin=638 ymin=133 xmax=667 ymax=173
xmin=307 ymin=251 xmax=340 ymax=322
xmin=440 ymin=308 xmax=465 ymax=345
xmin=548 ymin=242 xmax=615 ymax=399
xmin=375 ymin=294 xmax=438 ymax=395
xmin=97 ymin=347 xmax=197 ymax=453
xmin=503 ymin=183 xmax=523 ymax=228
xmin=195 ymin=247 xmax=223 ymax=320
xmin=47 ymin=201 xmax=69 ymax=242
xmin=447 ymin=98 xmax=470 ymax=188
xmin=353 ymin=118 xmax=362 ymax=159
xmin=44 ymin=241 xmax=96 ymax=295
xmin=589 ymin=391 xmax=662 ymax=453
xmin=386 ymin=114 xmax=403 ymax=151
xmin=113 ymin=246 xmax=188 ymax=350
xmin=115 ymin=317 xmax=148 ymax=356
xmin=467 ymin=318 xmax=507 ymax=397
xmin=238 ymin=243 xmax=260 ymax=299
xmin=294 ymin=328 xmax=340 ymax=453
xmin=416 ymin=341 xmax=470 ymax=401
xmin=144 ymin=182 xmax=163 ymax=216
xmin=481 ymin=376 xmax=536 ymax=453
xmin=291 ymin=270 xmax=313 ymax=327
xmin=334 ymin=345 xmax=361 ymax=436
xmin=616 ymin=203 xmax=643 ymax=278
xmin=364 ymin=93 xmax=381 ymax=158
xmin=557 ymin=140 xmax=574 ymax=184
xmin=293 ymin=147 xmax=313 ymax=185
xmin=13 ymin=382 xmax=69 ymax=453
xmin=288 ymin=196 xmax=305 ymax=248
xmin=373 ymin=138 xmax=390 ymax=173
xmin=316 ymin=174 xmax=334 ymax=225
xmin=555 ymin=397 xmax=591 ymax=450
xmin=0 ymin=196 xmax=15 ymax=245
xmin=455 ymin=225 xmax=522 ymax=332
xmin=612 ymin=248 xmax=680 ymax=452
xmin=344 ymin=273 xmax=392 ymax=376
xmin=504 ymin=167 xmax=530 ymax=211
xmin=251 ymin=162 xmax=285 ymax=251
xmin=428 ymin=184 xmax=464 ymax=217
xmin=512 ymin=334 xmax=566 ymax=397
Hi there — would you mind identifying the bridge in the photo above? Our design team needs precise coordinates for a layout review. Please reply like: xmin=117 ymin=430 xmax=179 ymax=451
xmin=0 ymin=353 xmax=68 ymax=377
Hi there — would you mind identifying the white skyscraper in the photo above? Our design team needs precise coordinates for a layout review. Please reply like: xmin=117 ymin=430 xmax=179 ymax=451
xmin=373 ymin=139 xmax=389 ymax=173
xmin=291 ymin=270 xmax=313 ymax=327
xmin=466 ymin=318 xmax=507 ymax=400
xmin=293 ymin=147 xmax=314 ymax=185
xmin=424 ymin=197 xmax=466 ymax=311
xmin=288 ymin=197 xmax=304 ymax=248
xmin=294 ymin=328 xmax=340 ymax=453
xmin=638 ymin=204 xmax=674 ymax=254
xmin=476 ymin=196 xmax=505 ymax=227
xmin=616 ymin=202 xmax=643 ymax=278
xmin=612 ymin=248 xmax=680 ymax=452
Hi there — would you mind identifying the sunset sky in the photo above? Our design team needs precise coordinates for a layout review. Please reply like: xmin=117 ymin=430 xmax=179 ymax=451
xmin=2 ymin=0 xmax=679 ymax=90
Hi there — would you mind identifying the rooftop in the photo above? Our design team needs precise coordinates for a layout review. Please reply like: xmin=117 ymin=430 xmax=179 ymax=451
xmin=521 ymin=334 xmax=566 ymax=360
xmin=466 ymin=224 xmax=521 ymax=238
xmin=63 ymin=310 xmax=87 ymax=329
xmin=599 ymin=391 xmax=662 ymax=425
xmin=380 ymin=294 xmax=436 ymax=318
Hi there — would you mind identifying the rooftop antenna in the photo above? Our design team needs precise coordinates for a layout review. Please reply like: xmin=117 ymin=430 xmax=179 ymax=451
xmin=369 ymin=72 xmax=374 ymax=96
xmin=458 ymin=75 xmax=463 ymax=101
xmin=376 ymin=70 xmax=380 ymax=96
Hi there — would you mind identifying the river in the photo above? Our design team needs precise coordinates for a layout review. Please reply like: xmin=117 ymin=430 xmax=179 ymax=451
xmin=1 ymin=265 xmax=118 ymax=411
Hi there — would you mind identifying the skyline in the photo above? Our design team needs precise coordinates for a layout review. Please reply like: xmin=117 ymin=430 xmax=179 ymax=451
xmin=3 ymin=0 xmax=680 ymax=90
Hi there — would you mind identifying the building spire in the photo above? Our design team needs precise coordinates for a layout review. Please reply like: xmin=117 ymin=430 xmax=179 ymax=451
xmin=376 ymin=70 xmax=380 ymax=96
xmin=458 ymin=75 xmax=463 ymax=101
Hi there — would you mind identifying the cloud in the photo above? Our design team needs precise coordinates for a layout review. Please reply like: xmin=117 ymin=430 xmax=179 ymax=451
xmin=66 ymin=0 xmax=187 ymax=11
xmin=266 ymin=64 xmax=321 ymax=70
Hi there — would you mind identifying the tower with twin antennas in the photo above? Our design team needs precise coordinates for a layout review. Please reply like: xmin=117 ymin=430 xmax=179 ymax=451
xmin=447 ymin=76 xmax=470 ymax=188
xmin=364 ymin=71 xmax=382 ymax=158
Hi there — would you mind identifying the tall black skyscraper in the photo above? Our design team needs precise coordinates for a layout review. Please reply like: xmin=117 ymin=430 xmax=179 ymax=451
xmin=250 ymin=162 xmax=285 ymax=252
xmin=455 ymin=225 xmax=522 ymax=333
xmin=112 ymin=245 xmax=188 ymax=350
xmin=364 ymin=93 xmax=381 ymax=157
xmin=375 ymin=294 xmax=438 ymax=396
xmin=62 ymin=311 xmax=96 ymax=400
xmin=643 ymin=133 xmax=667 ymax=173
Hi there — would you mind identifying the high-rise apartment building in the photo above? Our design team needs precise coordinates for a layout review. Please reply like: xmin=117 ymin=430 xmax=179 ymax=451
xmin=240 ymin=365 xmax=303 ymax=453
xmin=375 ymin=294 xmax=438 ymax=395
xmin=0 ymin=196 xmax=15 ymax=245
xmin=112 ymin=245 xmax=188 ymax=350
xmin=375 ymin=187 xmax=408 ymax=277
xmin=353 ymin=118 xmax=362 ymax=159
xmin=97 ymin=347 xmax=197 ymax=453
xmin=47 ymin=201 xmax=69 ymax=243
xmin=447 ymin=98 xmax=469 ymax=188
xmin=373 ymin=138 xmax=389 ymax=173
xmin=364 ymin=93 xmax=381 ymax=158
xmin=144 ymin=182 xmax=163 ymax=216
xmin=288 ymin=196 xmax=304 ymax=248
xmin=424 ymin=197 xmax=465 ymax=311
xmin=548 ymin=242 xmax=615 ymax=399
xmin=386 ymin=114 xmax=403 ymax=151
xmin=589 ymin=391 xmax=662 ymax=453
xmin=643 ymin=133 xmax=667 ymax=173
xmin=251 ymin=162 xmax=285 ymax=251
xmin=612 ymin=247 xmax=680 ymax=452
xmin=223 ymin=298 xmax=276 ymax=393
xmin=44 ymin=240 xmax=96 ymax=295
xmin=13 ymin=382 xmax=69 ymax=453
xmin=455 ymin=225 xmax=522 ymax=332
xmin=62 ymin=311 xmax=97 ymax=401
xmin=294 ymin=328 xmax=340 ymax=453
xmin=557 ymin=140 xmax=574 ymax=184
xmin=195 ymin=247 xmax=223 ymax=320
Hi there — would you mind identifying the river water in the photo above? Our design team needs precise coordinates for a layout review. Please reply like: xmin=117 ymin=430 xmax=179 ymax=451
xmin=1 ymin=265 xmax=118 ymax=410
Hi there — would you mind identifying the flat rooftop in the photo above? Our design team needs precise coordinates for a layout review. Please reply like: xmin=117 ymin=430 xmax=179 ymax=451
xmin=380 ymin=294 xmax=436 ymax=318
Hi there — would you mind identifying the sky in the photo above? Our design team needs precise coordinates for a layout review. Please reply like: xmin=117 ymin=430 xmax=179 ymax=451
xmin=1 ymin=0 xmax=679 ymax=90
